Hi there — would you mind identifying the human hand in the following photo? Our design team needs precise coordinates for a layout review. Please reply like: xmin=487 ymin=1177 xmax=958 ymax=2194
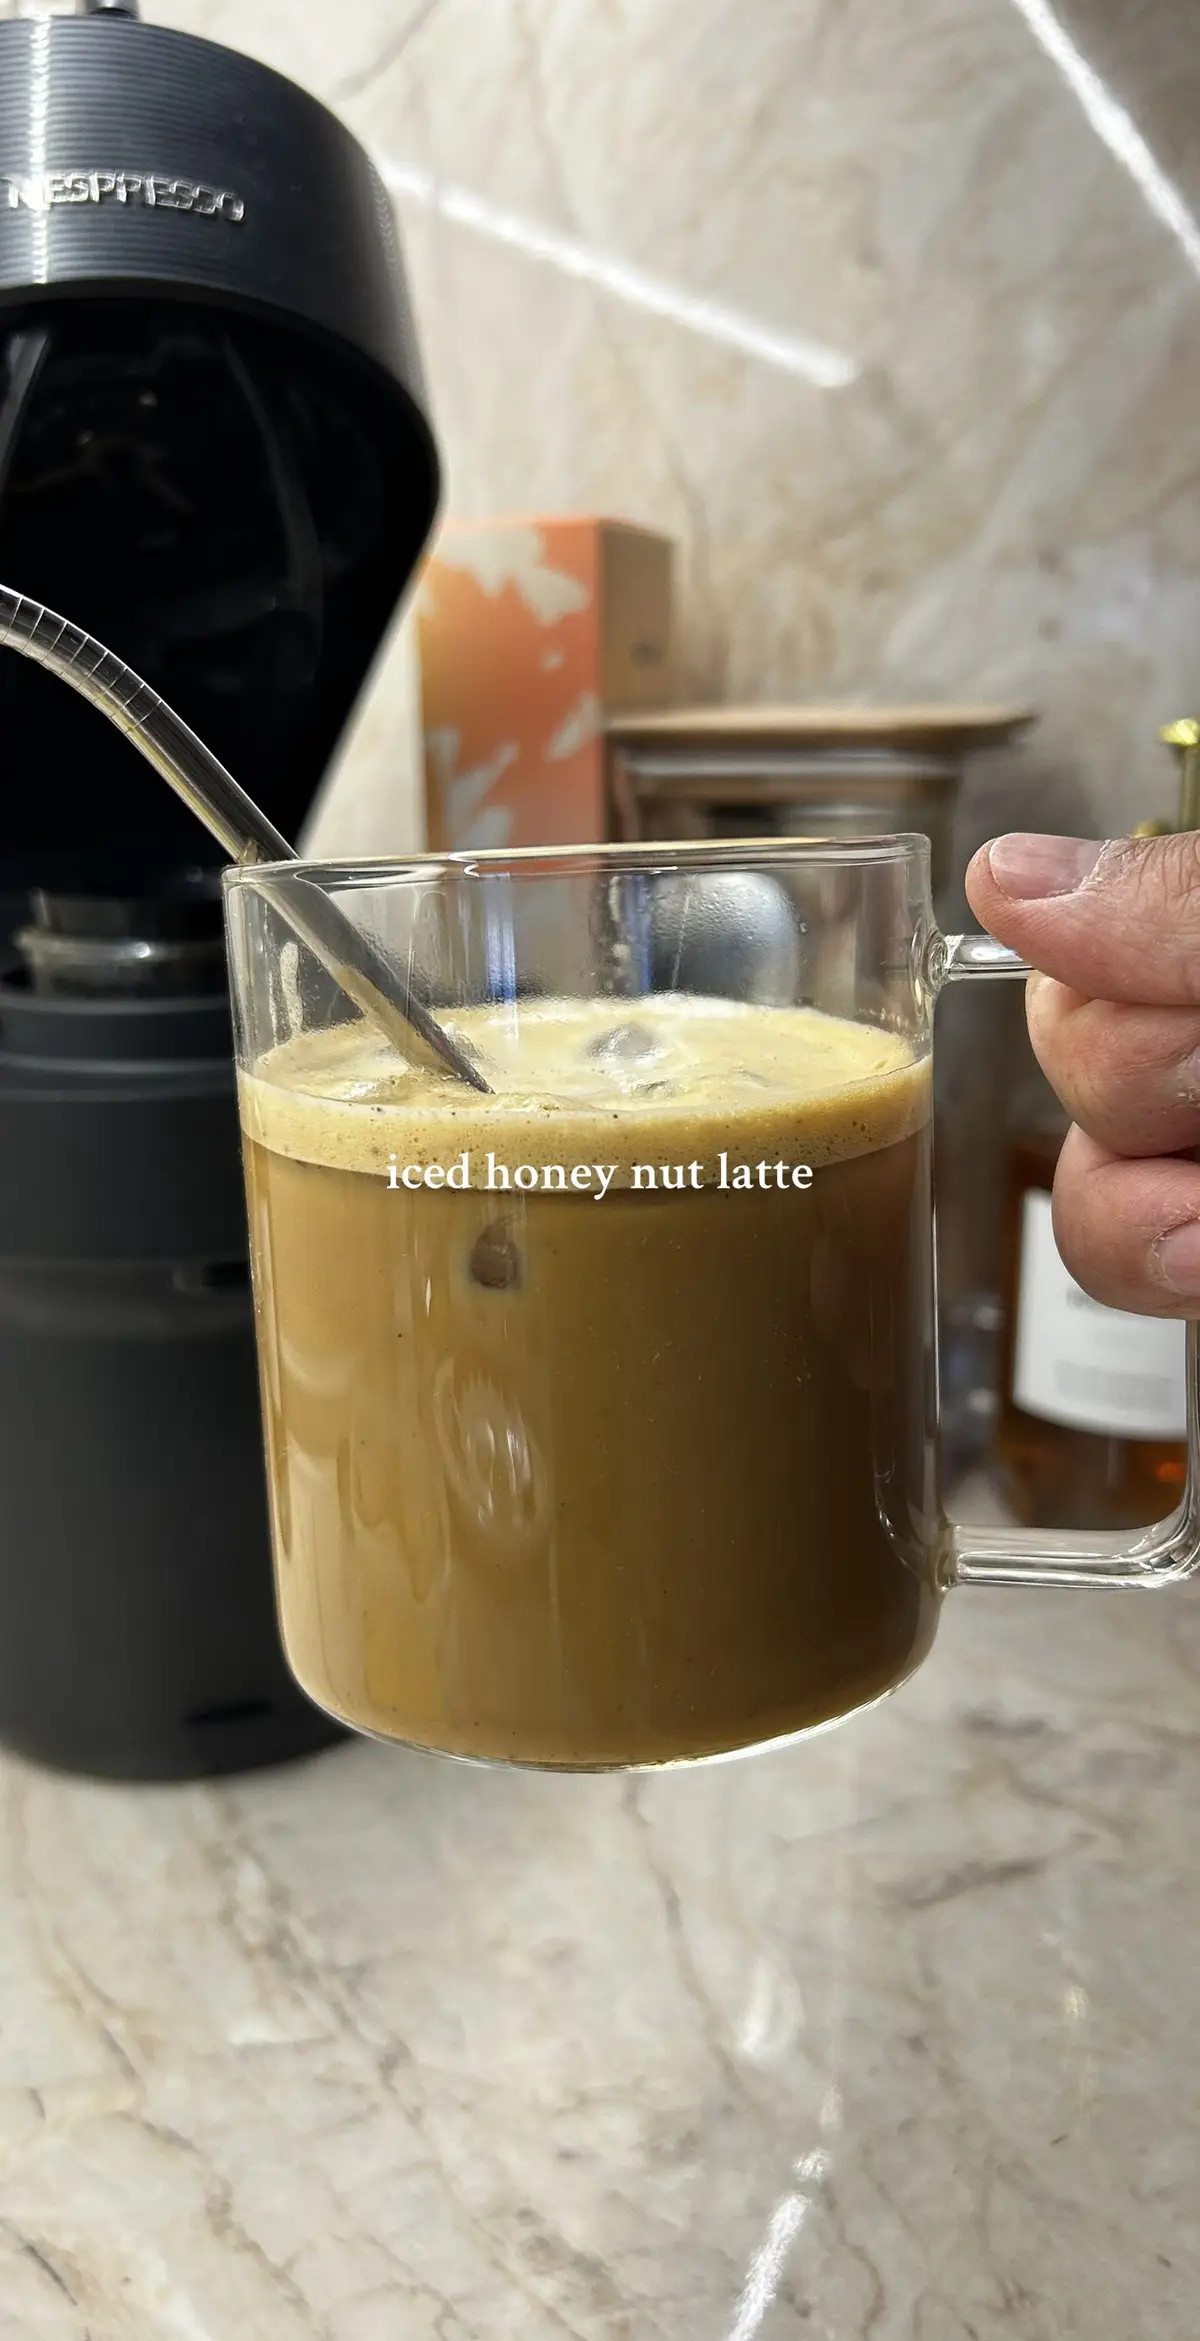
xmin=965 ymin=832 xmax=1200 ymax=1320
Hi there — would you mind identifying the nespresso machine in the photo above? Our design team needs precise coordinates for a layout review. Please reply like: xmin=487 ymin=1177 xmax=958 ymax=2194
xmin=0 ymin=2 xmax=439 ymax=1776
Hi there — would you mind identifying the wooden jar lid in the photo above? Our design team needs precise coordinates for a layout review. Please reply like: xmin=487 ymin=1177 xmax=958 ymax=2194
xmin=606 ymin=705 xmax=1035 ymax=758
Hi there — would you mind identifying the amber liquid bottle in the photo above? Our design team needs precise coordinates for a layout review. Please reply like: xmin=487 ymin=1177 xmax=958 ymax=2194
xmin=995 ymin=1084 xmax=1187 ymax=1530
xmin=995 ymin=770 xmax=1191 ymax=1531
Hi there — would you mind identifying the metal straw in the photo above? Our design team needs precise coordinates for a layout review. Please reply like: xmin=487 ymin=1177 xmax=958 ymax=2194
xmin=0 ymin=584 xmax=489 ymax=1092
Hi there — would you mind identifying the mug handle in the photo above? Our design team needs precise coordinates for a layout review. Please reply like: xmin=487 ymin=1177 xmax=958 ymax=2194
xmin=935 ymin=932 xmax=1200 ymax=1591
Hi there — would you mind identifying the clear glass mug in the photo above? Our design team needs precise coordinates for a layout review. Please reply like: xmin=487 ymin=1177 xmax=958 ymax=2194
xmin=224 ymin=837 xmax=1200 ymax=1771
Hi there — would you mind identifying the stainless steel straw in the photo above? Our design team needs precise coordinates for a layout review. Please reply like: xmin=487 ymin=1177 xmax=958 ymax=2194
xmin=0 ymin=584 xmax=488 ymax=1091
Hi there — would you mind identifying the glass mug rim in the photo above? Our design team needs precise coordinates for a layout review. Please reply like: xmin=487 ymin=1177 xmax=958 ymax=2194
xmin=223 ymin=831 xmax=933 ymax=894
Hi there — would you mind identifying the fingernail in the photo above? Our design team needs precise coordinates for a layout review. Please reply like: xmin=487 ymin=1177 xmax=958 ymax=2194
xmin=1155 ymin=1222 xmax=1200 ymax=1298
xmin=986 ymin=835 xmax=1105 ymax=900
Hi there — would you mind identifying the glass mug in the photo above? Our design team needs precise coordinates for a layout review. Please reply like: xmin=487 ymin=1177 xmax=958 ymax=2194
xmin=223 ymin=838 xmax=1200 ymax=1770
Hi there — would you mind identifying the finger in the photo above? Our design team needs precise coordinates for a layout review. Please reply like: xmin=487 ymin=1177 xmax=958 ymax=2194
xmin=1025 ymin=975 xmax=1200 ymax=1158
xmin=1052 ymin=1123 xmax=1200 ymax=1316
xmin=964 ymin=832 xmax=1200 ymax=1006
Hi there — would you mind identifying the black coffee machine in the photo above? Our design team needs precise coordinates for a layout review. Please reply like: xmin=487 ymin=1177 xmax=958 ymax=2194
xmin=0 ymin=2 xmax=439 ymax=1777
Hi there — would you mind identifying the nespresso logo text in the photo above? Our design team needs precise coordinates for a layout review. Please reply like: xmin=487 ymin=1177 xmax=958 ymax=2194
xmin=0 ymin=170 xmax=245 ymax=222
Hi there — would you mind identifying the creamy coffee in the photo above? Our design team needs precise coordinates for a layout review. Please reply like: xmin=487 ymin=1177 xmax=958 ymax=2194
xmin=239 ymin=995 xmax=938 ymax=1767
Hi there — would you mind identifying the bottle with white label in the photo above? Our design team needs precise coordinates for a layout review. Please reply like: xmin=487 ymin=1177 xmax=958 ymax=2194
xmin=996 ymin=745 xmax=1197 ymax=1528
xmin=995 ymin=1101 xmax=1187 ymax=1530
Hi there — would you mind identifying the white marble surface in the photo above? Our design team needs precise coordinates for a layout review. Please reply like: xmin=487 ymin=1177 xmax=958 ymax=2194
xmin=2 ymin=1569 xmax=1199 ymax=2338
xmin=130 ymin=0 xmax=1200 ymax=857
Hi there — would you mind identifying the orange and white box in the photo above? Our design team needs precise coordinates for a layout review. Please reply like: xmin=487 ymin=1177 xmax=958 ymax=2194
xmin=417 ymin=516 xmax=675 ymax=850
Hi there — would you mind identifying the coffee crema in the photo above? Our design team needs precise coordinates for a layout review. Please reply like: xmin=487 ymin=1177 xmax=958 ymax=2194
xmin=240 ymin=995 xmax=940 ymax=1768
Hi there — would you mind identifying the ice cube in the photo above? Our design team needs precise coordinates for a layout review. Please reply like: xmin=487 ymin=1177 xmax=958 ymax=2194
xmin=585 ymin=1020 xmax=658 ymax=1068
xmin=468 ymin=1223 xmax=522 ymax=1291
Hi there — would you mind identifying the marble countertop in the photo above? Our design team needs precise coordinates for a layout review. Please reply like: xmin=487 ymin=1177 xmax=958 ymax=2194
xmin=1 ymin=1571 xmax=1199 ymax=2339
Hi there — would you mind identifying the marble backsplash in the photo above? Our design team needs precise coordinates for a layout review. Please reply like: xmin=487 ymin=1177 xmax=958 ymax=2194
xmin=130 ymin=0 xmax=1200 ymax=874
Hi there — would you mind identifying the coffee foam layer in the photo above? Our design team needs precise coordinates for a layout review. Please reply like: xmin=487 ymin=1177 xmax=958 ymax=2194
xmin=238 ymin=995 xmax=930 ymax=1183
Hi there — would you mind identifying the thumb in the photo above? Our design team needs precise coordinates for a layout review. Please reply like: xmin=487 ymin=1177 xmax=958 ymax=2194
xmin=964 ymin=832 xmax=1200 ymax=1006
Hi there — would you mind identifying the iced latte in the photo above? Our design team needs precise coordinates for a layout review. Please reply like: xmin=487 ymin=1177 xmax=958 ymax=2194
xmin=239 ymin=995 xmax=937 ymax=1766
